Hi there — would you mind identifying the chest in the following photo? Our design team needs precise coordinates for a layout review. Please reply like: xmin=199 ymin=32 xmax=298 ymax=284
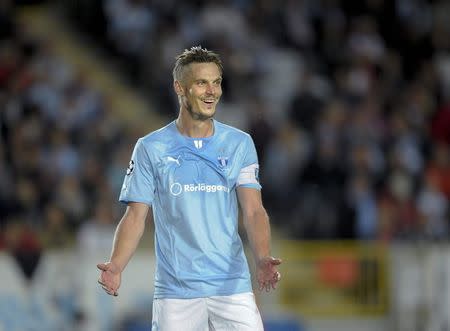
xmin=153 ymin=144 xmax=243 ymax=190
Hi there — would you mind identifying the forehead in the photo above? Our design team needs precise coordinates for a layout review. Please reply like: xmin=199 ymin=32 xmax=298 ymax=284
xmin=186 ymin=62 xmax=221 ymax=80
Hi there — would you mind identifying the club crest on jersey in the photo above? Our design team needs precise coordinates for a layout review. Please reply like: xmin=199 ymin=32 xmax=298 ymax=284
xmin=218 ymin=156 xmax=229 ymax=168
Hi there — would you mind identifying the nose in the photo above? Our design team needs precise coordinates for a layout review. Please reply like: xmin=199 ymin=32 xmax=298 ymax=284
xmin=205 ymin=83 xmax=215 ymax=95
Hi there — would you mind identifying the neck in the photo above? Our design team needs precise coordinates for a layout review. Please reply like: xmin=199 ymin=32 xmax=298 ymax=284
xmin=176 ymin=110 xmax=214 ymax=138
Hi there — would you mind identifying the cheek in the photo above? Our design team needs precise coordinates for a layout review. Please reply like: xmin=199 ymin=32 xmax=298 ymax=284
xmin=185 ymin=90 xmax=196 ymax=102
xmin=189 ymin=88 xmax=203 ymax=99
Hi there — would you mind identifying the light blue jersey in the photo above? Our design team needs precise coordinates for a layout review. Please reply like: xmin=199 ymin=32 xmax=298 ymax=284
xmin=119 ymin=120 xmax=261 ymax=299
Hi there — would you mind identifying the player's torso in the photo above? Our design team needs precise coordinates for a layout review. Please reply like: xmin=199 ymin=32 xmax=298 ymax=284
xmin=146 ymin=122 xmax=253 ymax=297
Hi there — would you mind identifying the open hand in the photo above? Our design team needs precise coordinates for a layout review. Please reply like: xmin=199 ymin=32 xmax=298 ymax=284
xmin=97 ymin=261 xmax=121 ymax=296
xmin=257 ymin=256 xmax=282 ymax=292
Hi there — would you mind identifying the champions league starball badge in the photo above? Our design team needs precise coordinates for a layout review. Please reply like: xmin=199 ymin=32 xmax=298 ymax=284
xmin=126 ymin=160 xmax=135 ymax=175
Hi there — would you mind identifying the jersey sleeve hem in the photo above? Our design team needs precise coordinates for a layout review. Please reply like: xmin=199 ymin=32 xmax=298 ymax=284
xmin=119 ymin=197 xmax=153 ymax=207
xmin=236 ymin=183 xmax=262 ymax=190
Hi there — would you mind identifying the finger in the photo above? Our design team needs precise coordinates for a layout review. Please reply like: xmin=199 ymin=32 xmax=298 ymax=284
xmin=98 ymin=278 xmax=110 ymax=286
xmin=102 ymin=285 xmax=118 ymax=297
xmin=270 ymin=272 xmax=281 ymax=290
xmin=258 ymin=281 xmax=264 ymax=291
xmin=265 ymin=283 xmax=271 ymax=292
xmin=98 ymin=279 xmax=114 ymax=291
xmin=274 ymin=271 xmax=281 ymax=281
xmin=101 ymin=284 xmax=114 ymax=294
xmin=102 ymin=285 xmax=113 ymax=293
xmin=98 ymin=280 xmax=113 ymax=292
xmin=105 ymin=287 xmax=117 ymax=296
xmin=98 ymin=272 xmax=106 ymax=282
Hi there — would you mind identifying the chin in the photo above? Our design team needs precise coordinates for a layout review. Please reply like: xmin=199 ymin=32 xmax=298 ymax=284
xmin=196 ymin=107 xmax=216 ymax=119
xmin=199 ymin=113 xmax=215 ymax=121
xmin=190 ymin=110 xmax=215 ymax=121
xmin=186 ymin=102 xmax=216 ymax=121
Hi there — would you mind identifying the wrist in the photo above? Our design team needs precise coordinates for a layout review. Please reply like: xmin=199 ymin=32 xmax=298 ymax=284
xmin=256 ymin=255 xmax=271 ymax=265
xmin=109 ymin=259 xmax=124 ymax=273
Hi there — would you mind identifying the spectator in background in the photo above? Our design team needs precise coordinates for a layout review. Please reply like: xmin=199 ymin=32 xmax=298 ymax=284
xmin=416 ymin=173 xmax=449 ymax=240
xmin=4 ymin=219 xmax=42 ymax=281
xmin=0 ymin=143 xmax=15 ymax=222
xmin=380 ymin=170 xmax=420 ymax=240
xmin=425 ymin=143 xmax=450 ymax=200
xmin=40 ymin=204 xmax=73 ymax=248
xmin=77 ymin=201 xmax=117 ymax=257
xmin=431 ymin=101 xmax=450 ymax=145
xmin=0 ymin=0 xmax=15 ymax=41
xmin=388 ymin=111 xmax=424 ymax=176
xmin=263 ymin=120 xmax=310 ymax=219
xmin=348 ymin=173 xmax=378 ymax=240
xmin=1 ymin=5 xmax=128 ymax=251
xmin=246 ymin=98 xmax=275 ymax=169
xmin=104 ymin=0 xmax=156 ymax=81
xmin=288 ymin=69 xmax=328 ymax=132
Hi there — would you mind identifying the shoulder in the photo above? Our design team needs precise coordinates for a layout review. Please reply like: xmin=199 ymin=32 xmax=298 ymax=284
xmin=138 ymin=121 xmax=175 ymax=149
xmin=215 ymin=120 xmax=252 ymax=142
xmin=130 ymin=122 xmax=176 ymax=161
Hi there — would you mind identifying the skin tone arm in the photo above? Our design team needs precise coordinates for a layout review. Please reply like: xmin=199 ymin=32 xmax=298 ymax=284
xmin=97 ymin=202 xmax=150 ymax=296
xmin=237 ymin=187 xmax=282 ymax=292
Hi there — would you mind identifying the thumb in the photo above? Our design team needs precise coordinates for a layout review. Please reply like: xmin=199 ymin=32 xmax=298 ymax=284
xmin=97 ymin=263 xmax=109 ymax=271
xmin=270 ymin=257 xmax=282 ymax=265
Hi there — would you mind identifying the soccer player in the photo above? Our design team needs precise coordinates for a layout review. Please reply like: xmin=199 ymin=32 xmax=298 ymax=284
xmin=97 ymin=46 xmax=282 ymax=330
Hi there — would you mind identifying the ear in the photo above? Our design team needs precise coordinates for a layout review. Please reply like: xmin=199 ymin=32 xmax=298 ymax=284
xmin=174 ymin=80 xmax=184 ymax=96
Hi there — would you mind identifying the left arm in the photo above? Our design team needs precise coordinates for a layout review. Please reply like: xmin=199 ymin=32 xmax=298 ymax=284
xmin=237 ymin=187 xmax=282 ymax=292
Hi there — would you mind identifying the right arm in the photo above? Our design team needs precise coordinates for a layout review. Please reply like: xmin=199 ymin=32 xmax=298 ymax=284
xmin=97 ymin=202 xmax=150 ymax=296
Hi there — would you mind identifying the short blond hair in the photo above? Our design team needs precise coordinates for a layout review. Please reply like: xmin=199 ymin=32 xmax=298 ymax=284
xmin=173 ymin=46 xmax=223 ymax=82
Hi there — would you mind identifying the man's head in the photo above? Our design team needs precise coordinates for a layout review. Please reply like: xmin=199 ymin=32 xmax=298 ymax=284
xmin=173 ymin=46 xmax=223 ymax=121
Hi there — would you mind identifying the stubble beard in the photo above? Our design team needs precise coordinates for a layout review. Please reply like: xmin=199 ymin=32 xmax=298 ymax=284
xmin=185 ymin=100 xmax=214 ymax=122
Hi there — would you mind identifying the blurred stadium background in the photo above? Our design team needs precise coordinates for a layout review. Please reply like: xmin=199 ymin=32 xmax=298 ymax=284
xmin=1 ymin=0 xmax=450 ymax=330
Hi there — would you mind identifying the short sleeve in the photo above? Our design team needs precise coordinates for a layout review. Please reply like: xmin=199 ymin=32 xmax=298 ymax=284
xmin=236 ymin=135 xmax=262 ymax=190
xmin=119 ymin=138 xmax=156 ymax=206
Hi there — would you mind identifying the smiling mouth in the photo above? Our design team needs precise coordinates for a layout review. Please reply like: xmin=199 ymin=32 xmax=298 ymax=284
xmin=202 ymin=100 xmax=216 ymax=108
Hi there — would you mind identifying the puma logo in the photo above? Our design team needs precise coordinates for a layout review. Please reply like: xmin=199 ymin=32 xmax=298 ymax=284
xmin=167 ymin=156 xmax=181 ymax=166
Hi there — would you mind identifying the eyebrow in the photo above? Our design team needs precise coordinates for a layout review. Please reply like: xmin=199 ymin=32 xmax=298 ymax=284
xmin=194 ymin=77 xmax=222 ymax=83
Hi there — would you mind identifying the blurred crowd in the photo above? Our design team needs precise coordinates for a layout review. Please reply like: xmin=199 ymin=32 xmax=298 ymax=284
xmin=63 ymin=0 xmax=450 ymax=241
xmin=0 ymin=0 xmax=128 ymax=278
xmin=2 ymin=0 xmax=450 ymax=265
